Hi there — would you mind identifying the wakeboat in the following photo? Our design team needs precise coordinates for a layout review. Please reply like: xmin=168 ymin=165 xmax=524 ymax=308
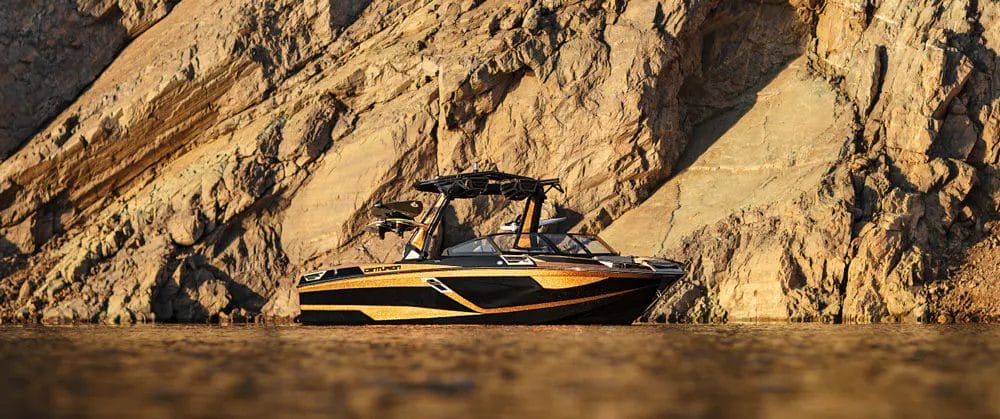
xmin=297 ymin=170 xmax=685 ymax=324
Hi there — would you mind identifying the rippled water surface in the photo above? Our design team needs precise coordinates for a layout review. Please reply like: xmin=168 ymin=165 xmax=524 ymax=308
xmin=2 ymin=324 xmax=999 ymax=418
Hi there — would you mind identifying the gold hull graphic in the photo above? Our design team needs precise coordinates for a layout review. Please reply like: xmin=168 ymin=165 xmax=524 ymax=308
xmin=297 ymin=264 xmax=675 ymax=325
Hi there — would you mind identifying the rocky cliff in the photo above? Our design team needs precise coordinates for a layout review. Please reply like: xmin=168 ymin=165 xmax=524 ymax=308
xmin=0 ymin=0 xmax=997 ymax=324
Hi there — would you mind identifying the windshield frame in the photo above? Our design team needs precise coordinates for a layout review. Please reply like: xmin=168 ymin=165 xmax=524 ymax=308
xmin=440 ymin=233 xmax=618 ymax=257
xmin=564 ymin=234 xmax=617 ymax=256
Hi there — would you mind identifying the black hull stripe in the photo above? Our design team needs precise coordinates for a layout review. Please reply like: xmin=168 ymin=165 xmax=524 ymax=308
xmin=299 ymin=287 xmax=475 ymax=312
xmin=438 ymin=276 xmax=656 ymax=309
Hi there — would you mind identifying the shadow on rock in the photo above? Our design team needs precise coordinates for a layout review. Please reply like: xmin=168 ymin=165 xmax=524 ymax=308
xmin=153 ymin=253 xmax=263 ymax=323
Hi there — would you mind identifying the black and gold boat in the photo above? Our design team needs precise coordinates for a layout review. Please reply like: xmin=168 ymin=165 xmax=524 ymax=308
xmin=297 ymin=171 xmax=684 ymax=324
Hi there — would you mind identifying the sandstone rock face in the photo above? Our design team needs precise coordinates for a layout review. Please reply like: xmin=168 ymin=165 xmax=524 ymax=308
xmin=0 ymin=0 xmax=175 ymax=158
xmin=0 ymin=0 xmax=997 ymax=323
xmin=609 ymin=0 xmax=1000 ymax=323
xmin=604 ymin=56 xmax=855 ymax=322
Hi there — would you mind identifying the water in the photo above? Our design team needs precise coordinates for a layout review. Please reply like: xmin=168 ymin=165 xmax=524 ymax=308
xmin=1 ymin=324 xmax=999 ymax=419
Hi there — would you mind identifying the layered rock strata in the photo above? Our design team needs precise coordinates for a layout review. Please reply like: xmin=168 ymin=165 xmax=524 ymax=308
xmin=0 ymin=0 xmax=997 ymax=324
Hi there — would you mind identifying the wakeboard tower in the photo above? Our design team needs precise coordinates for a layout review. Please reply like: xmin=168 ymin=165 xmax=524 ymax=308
xmin=296 ymin=170 xmax=685 ymax=324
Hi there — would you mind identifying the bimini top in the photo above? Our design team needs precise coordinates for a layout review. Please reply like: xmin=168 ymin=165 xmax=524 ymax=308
xmin=413 ymin=170 xmax=561 ymax=200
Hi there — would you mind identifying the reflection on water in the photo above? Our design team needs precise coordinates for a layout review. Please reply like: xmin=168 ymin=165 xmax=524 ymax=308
xmin=1 ymin=324 xmax=999 ymax=418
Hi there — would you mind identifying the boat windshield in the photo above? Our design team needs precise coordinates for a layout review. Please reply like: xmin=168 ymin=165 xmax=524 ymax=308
xmin=570 ymin=234 xmax=615 ymax=255
xmin=441 ymin=233 xmax=617 ymax=257
xmin=440 ymin=237 xmax=498 ymax=256
xmin=491 ymin=233 xmax=555 ymax=253
xmin=543 ymin=233 xmax=588 ymax=255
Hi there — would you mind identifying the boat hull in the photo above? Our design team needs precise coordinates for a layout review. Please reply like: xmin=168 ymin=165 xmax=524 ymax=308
xmin=297 ymin=266 xmax=675 ymax=325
